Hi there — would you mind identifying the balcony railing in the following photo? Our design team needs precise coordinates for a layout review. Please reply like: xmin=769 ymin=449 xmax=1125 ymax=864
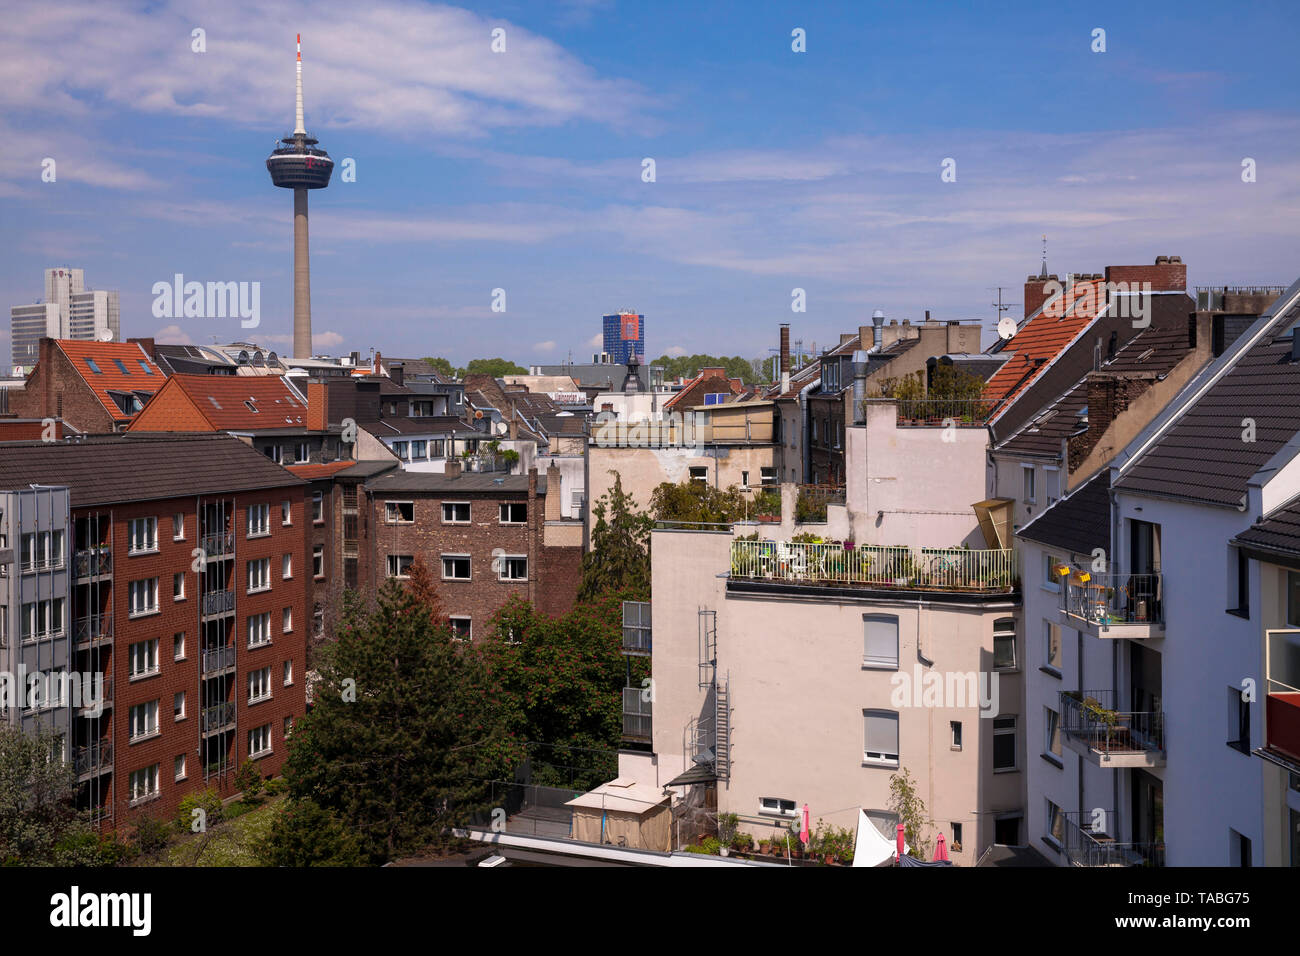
xmin=1060 ymin=690 xmax=1165 ymax=758
xmin=74 ymin=614 xmax=113 ymax=647
xmin=862 ymin=397 xmax=993 ymax=426
xmin=201 ymin=531 xmax=234 ymax=557
xmin=622 ymin=686 xmax=652 ymax=742
xmin=201 ymin=589 xmax=235 ymax=616
xmin=73 ymin=548 xmax=112 ymax=578
xmin=1264 ymin=630 xmax=1300 ymax=764
xmin=1060 ymin=811 xmax=1164 ymax=867
xmin=1062 ymin=572 xmax=1163 ymax=627
xmin=74 ymin=743 xmax=113 ymax=777
xmin=202 ymin=702 xmax=236 ymax=734
xmin=730 ymin=540 xmax=1018 ymax=592
xmin=202 ymin=645 xmax=236 ymax=676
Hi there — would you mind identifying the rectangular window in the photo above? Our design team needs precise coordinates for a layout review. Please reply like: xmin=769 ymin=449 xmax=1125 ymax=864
xmin=128 ymin=517 xmax=157 ymax=554
xmin=283 ymin=660 xmax=293 ymax=686
xmin=175 ymin=755 xmax=187 ymax=782
xmin=128 ymin=578 xmax=159 ymax=617
xmin=129 ymin=764 xmax=159 ymax=803
xmin=411 ymin=440 xmax=427 ymax=460
xmin=313 ymin=545 xmax=324 ymax=578
xmin=282 ymin=553 xmax=292 ymax=580
xmin=993 ymin=715 xmax=1018 ymax=771
xmin=688 ymin=466 xmax=708 ymax=485
xmin=993 ymin=618 xmax=1017 ymax=670
xmin=759 ymin=797 xmax=798 ymax=817
xmin=296 ymin=442 xmax=310 ymax=463
xmin=248 ymin=612 xmax=272 ymax=648
xmin=1044 ymin=620 xmax=1062 ymax=672
xmin=173 ymin=691 xmax=185 ymax=721
xmin=1022 ymin=465 xmax=1036 ymax=504
xmin=282 ymin=607 xmax=293 ymax=633
xmin=249 ymin=667 xmax=272 ymax=703
xmin=129 ymin=638 xmax=159 ymax=678
xmin=430 ymin=439 xmax=446 ymax=459
xmin=1288 ymin=571 xmax=1300 ymax=627
xmin=387 ymin=554 xmax=413 ymax=578
xmin=281 ymin=500 xmax=292 ymax=526
xmin=247 ymin=558 xmax=270 ymax=593
xmin=442 ymin=555 xmax=471 ymax=580
xmin=760 ymin=467 xmax=777 ymax=486
xmin=248 ymin=724 xmax=272 ymax=758
xmin=1045 ymin=800 xmax=1064 ymax=846
xmin=1229 ymin=685 xmax=1251 ymax=752
xmin=449 ymin=617 xmax=471 ymax=641
xmin=951 ymin=721 xmax=962 ymax=751
xmin=498 ymin=556 xmax=528 ymax=582
xmin=247 ymin=504 xmax=270 ymax=537
xmin=442 ymin=502 xmax=470 ymax=524
xmin=386 ymin=501 xmax=415 ymax=523
xmin=951 ymin=822 xmax=962 ymax=851
xmin=499 ymin=502 xmax=527 ymax=524
xmin=312 ymin=491 xmax=324 ymax=523
xmin=863 ymin=711 xmax=900 ymax=764
xmin=1044 ymin=467 xmax=1060 ymax=506
xmin=129 ymin=700 xmax=159 ymax=740
xmin=173 ymin=632 xmax=185 ymax=661
xmin=393 ymin=441 xmax=410 ymax=460
xmin=173 ymin=513 xmax=185 ymax=541
xmin=863 ymin=615 xmax=899 ymax=669
xmin=265 ymin=445 xmax=283 ymax=464
xmin=173 ymin=572 xmax=185 ymax=601
xmin=1044 ymin=708 xmax=1061 ymax=758
xmin=1044 ymin=553 xmax=1063 ymax=590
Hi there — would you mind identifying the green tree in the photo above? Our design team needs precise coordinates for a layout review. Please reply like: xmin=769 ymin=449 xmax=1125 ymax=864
xmin=578 ymin=472 xmax=652 ymax=602
xmin=650 ymin=354 xmax=760 ymax=385
xmin=256 ymin=798 xmax=365 ymax=867
xmin=889 ymin=767 xmax=932 ymax=860
xmin=283 ymin=578 xmax=518 ymax=862
xmin=425 ymin=356 xmax=464 ymax=380
xmin=649 ymin=479 xmax=750 ymax=524
xmin=465 ymin=357 xmax=527 ymax=377
xmin=0 ymin=725 xmax=86 ymax=865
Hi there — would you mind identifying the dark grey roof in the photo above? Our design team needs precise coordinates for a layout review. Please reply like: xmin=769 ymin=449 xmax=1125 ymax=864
xmin=1232 ymin=494 xmax=1300 ymax=559
xmin=538 ymin=414 xmax=585 ymax=436
xmin=998 ymin=324 xmax=1194 ymax=459
xmin=366 ymin=472 xmax=546 ymax=495
xmin=1116 ymin=287 xmax=1300 ymax=507
xmin=366 ymin=417 xmax=488 ymax=438
xmin=336 ymin=460 xmax=400 ymax=481
xmin=1016 ymin=470 xmax=1110 ymax=555
xmin=0 ymin=433 xmax=304 ymax=507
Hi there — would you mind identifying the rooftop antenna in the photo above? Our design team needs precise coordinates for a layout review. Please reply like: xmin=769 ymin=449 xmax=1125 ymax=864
xmin=1039 ymin=233 xmax=1049 ymax=279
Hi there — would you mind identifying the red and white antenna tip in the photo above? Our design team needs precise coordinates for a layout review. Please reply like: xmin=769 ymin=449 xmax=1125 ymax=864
xmin=296 ymin=34 xmax=301 ymax=59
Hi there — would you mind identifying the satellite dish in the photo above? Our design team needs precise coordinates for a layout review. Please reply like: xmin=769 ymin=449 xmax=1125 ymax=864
xmin=496 ymin=421 xmax=507 ymax=435
xmin=997 ymin=317 xmax=1017 ymax=340
xmin=97 ymin=328 xmax=114 ymax=342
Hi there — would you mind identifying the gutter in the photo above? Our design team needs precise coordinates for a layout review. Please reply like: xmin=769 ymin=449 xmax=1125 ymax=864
xmin=798 ymin=377 xmax=819 ymax=481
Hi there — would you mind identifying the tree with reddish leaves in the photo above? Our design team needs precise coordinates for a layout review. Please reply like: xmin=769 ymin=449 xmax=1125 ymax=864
xmin=403 ymin=554 xmax=445 ymax=625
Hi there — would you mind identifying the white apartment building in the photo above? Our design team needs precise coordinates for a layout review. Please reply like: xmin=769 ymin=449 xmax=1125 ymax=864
xmin=10 ymin=268 xmax=119 ymax=371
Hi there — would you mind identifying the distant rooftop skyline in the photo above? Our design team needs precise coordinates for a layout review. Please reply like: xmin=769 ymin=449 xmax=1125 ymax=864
xmin=1 ymin=1 xmax=1297 ymax=366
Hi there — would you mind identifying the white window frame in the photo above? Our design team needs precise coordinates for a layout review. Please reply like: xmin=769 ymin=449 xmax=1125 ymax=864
xmin=441 ymin=501 xmax=471 ymax=525
xmin=1021 ymin=464 xmax=1036 ymax=504
xmin=386 ymin=501 xmax=415 ymax=524
xmin=248 ymin=666 xmax=273 ymax=704
xmin=174 ymin=691 xmax=186 ymax=722
xmin=498 ymin=555 xmax=528 ymax=582
xmin=993 ymin=618 xmax=1018 ymax=671
xmin=281 ymin=500 xmax=292 ymax=526
xmin=312 ymin=490 xmax=324 ymax=523
xmin=129 ymin=700 xmax=159 ymax=741
xmin=758 ymin=797 xmax=798 ymax=818
xmin=282 ymin=553 xmax=292 ymax=580
xmin=863 ymin=614 xmax=899 ymax=670
xmin=448 ymin=616 xmax=472 ymax=642
xmin=993 ymin=715 xmax=1018 ymax=772
xmin=282 ymin=607 xmax=293 ymax=633
xmin=499 ymin=502 xmax=527 ymax=525
xmin=175 ymin=755 xmax=187 ymax=782
xmin=248 ymin=612 xmax=272 ymax=649
xmin=128 ymin=578 xmax=159 ymax=618
xmin=387 ymin=554 xmax=414 ymax=579
xmin=283 ymin=660 xmax=294 ymax=686
xmin=248 ymin=724 xmax=272 ymax=759
xmin=1044 ymin=707 xmax=1061 ymax=759
xmin=129 ymin=764 xmax=160 ymax=803
xmin=173 ymin=513 xmax=185 ymax=541
xmin=1043 ymin=620 xmax=1062 ymax=673
xmin=173 ymin=632 xmax=186 ymax=661
xmin=247 ymin=503 xmax=270 ymax=538
xmin=863 ymin=710 xmax=900 ymax=766
xmin=128 ymin=638 xmax=159 ymax=679
xmin=128 ymin=516 xmax=158 ymax=555
xmin=173 ymin=571 xmax=186 ymax=601
xmin=442 ymin=554 xmax=471 ymax=581
xmin=247 ymin=557 xmax=271 ymax=594
xmin=313 ymin=545 xmax=324 ymax=579
xmin=1044 ymin=465 xmax=1060 ymax=506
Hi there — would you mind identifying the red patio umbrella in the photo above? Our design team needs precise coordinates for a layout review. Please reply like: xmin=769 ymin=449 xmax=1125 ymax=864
xmin=933 ymin=832 xmax=949 ymax=862
xmin=896 ymin=823 xmax=905 ymax=862
xmin=799 ymin=805 xmax=811 ymax=846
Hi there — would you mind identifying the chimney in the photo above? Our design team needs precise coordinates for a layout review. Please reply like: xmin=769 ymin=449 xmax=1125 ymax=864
xmin=444 ymin=458 xmax=462 ymax=479
xmin=307 ymin=381 xmax=328 ymax=431
xmin=871 ymin=309 xmax=885 ymax=350
xmin=1104 ymin=257 xmax=1187 ymax=293
xmin=374 ymin=350 xmax=382 ymax=374
xmin=1024 ymin=273 xmax=1061 ymax=319
xmin=779 ymin=323 xmax=791 ymax=374
xmin=545 ymin=462 xmax=561 ymax=521
xmin=852 ymin=350 xmax=869 ymax=424
xmin=127 ymin=337 xmax=157 ymax=361
xmin=528 ymin=465 xmax=538 ymax=499
xmin=390 ymin=363 xmax=404 ymax=387
xmin=924 ymin=310 xmax=932 ymax=323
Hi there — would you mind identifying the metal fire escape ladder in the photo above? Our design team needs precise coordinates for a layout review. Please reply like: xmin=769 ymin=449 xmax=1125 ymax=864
xmin=714 ymin=672 xmax=731 ymax=783
xmin=698 ymin=609 xmax=716 ymax=689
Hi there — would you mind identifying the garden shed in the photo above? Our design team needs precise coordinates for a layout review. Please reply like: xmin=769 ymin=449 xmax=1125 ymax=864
xmin=566 ymin=778 xmax=672 ymax=851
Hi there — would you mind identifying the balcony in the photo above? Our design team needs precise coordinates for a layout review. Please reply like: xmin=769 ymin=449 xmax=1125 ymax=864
xmin=621 ymin=601 xmax=651 ymax=656
xmin=74 ymin=743 xmax=113 ymax=779
xmin=1260 ymin=629 xmax=1300 ymax=769
xmin=622 ymin=686 xmax=652 ymax=742
xmin=73 ymin=548 xmax=112 ymax=579
xmin=862 ymin=397 xmax=993 ymax=427
xmin=202 ymin=702 xmax=236 ymax=735
xmin=79 ymin=677 xmax=112 ymax=714
xmin=730 ymin=540 xmax=1018 ymax=593
xmin=201 ymin=531 xmax=234 ymax=558
xmin=202 ymin=645 xmax=236 ymax=677
xmin=1060 ymin=811 xmax=1164 ymax=867
xmin=1060 ymin=690 xmax=1165 ymax=768
xmin=1059 ymin=571 xmax=1164 ymax=639
xmin=201 ymin=589 xmax=235 ymax=617
xmin=74 ymin=613 xmax=113 ymax=649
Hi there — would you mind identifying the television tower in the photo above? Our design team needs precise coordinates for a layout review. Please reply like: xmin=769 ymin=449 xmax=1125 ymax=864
xmin=266 ymin=34 xmax=333 ymax=359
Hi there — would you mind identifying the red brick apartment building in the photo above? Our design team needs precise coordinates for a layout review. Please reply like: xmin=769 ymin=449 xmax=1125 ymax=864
xmin=0 ymin=434 xmax=308 ymax=827
xmin=361 ymin=462 xmax=581 ymax=638
xmin=9 ymin=338 xmax=168 ymax=432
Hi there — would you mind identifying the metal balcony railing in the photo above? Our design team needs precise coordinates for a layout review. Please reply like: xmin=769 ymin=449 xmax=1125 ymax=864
xmin=1060 ymin=690 xmax=1165 ymax=758
xmin=74 ymin=614 xmax=113 ymax=647
xmin=73 ymin=548 xmax=112 ymax=578
xmin=202 ymin=645 xmax=237 ymax=676
xmin=622 ymin=687 xmax=652 ymax=741
xmin=731 ymin=540 xmax=1018 ymax=592
xmin=862 ymin=397 xmax=993 ymax=426
xmin=74 ymin=743 xmax=113 ymax=777
xmin=1060 ymin=811 xmax=1164 ymax=867
xmin=201 ymin=589 xmax=235 ymax=616
xmin=1062 ymin=572 xmax=1163 ymax=626
xmin=202 ymin=702 xmax=236 ymax=733
xmin=201 ymin=531 xmax=234 ymax=557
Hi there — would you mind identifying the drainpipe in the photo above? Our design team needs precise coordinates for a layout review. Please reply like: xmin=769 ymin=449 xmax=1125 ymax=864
xmin=798 ymin=378 xmax=818 ymax=482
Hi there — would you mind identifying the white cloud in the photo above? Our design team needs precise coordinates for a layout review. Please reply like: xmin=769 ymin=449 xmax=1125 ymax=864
xmin=664 ymin=345 xmax=687 ymax=357
xmin=154 ymin=325 xmax=193 ymax=344
xmin=586 ymin=333 xmax=603 ymax=348
xmin=258 ymin=330 xmax=345 ymax=350
xmin=533 ymin=340 xmax=557 ymax=352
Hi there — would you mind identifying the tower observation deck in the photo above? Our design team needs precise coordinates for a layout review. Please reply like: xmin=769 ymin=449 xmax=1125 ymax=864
xmin=266 ymin=34 xmax=332 ymax=359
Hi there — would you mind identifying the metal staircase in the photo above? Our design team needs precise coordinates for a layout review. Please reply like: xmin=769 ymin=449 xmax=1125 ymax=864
xmin=714 ymin=674 xmax=731 ymax=782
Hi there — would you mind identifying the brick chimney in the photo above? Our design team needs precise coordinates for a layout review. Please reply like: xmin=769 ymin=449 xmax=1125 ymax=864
xmin=1024 ymin=274 xmax=1061 ymax=319
xmin=779 ymin=324 xmax=791 ymax=373
xmin=127 ymin=337 xmax=157 ymax=361
xmin=390 ymin=363 xmax=404 ymax=387
xmin=444 ymin=458 xmax=462 ymax=479
xmin=307 ymin=381 xmax=328 ymax=431
xmin=545 ymin=463 xmax=561 ymax=521
xmin=1104 ymin=256 xmax=1187 ymax=292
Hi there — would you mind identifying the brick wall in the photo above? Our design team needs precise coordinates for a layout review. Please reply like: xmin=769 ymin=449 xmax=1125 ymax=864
xmin=1104 ymin=256 xmax=1187 ymax=292
xmin=10 ymin=340 xmax=118 ymax=433
xmin=1067 ymin=372 xmax=1157 ymax=472
xmin=1023 ymin=274 xmax=1061 ymax=319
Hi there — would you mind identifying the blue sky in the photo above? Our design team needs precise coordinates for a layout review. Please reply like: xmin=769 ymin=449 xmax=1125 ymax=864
xmin=2 ymin=0 xmax=1298 ymax=365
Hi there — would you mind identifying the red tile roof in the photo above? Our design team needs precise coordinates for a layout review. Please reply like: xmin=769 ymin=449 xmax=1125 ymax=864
xmin=56 ymin=340 xmax=166 ymax=422
xmin=984 ymin=278 xmax=1104 ymax=408
xmin=128 ymin=373 xmax=307 ymax=432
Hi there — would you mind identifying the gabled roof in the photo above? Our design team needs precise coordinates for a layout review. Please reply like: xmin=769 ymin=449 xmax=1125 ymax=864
xmin=766 ymin=359 xmax=821 ymax=400
xmin=1232 ymin=492 xmax=1300 ymax=562
xmin=664 ymin=369 xmax=745 ymax=412
xmin=1016 ymin=470 xmax=1111 ymax=556
xmin=56 ymin=340 xmax=166 ymax=422
xmin=0 ymin=433 xmax=303 ymax=507
xmin=285 ymin=461 xmax=357 ymax=481
xmin=1115 ymin=286 xmax=1300 ymax=508
xmin=984 ymin=278 xmax=1105 ymax=409
xmin=127 ymin=373 xmax=308 ymax=432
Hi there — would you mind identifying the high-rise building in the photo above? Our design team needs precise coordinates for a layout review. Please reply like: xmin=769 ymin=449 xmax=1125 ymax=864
xmin=10 ymin=268 xmax=118 ymax=371
xmin=602 ymin=312 xmax=645 ymax=365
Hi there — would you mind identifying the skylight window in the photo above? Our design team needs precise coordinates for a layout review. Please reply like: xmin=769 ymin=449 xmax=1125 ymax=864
xmin=85 ymin=358 xmax=102 ymax=374
xmin=138 ymin=360 xmax=154 ymax=375
xmin=244 ymin=400 xmax=260 ymax=413
xmin=113 ymin=359 xmax=130 ymax=375
xmin=208 ymin=396 xmax=222 ymax=410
